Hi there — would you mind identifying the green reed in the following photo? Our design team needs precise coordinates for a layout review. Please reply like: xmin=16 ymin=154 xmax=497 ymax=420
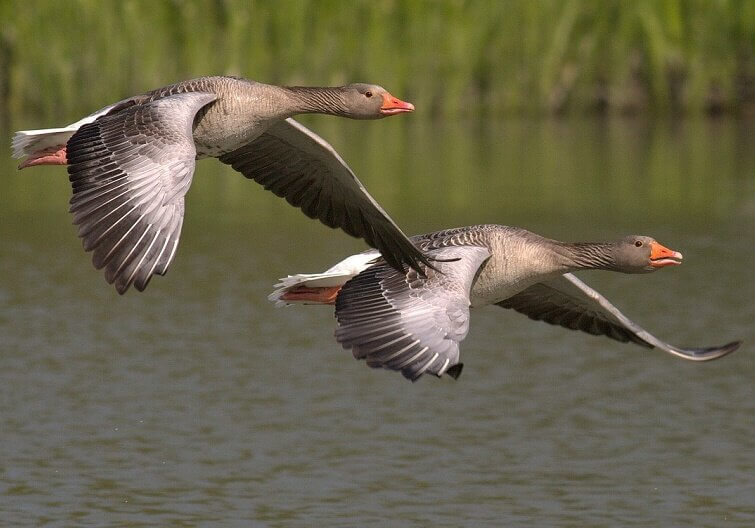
xmin=1 ymin=0 xmax=753 ymax=125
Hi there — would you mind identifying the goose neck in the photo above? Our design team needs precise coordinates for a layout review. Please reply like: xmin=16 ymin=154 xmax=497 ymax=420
xmin=282 ymin=86 xmax=350 ymax=116
xmin=556 ymin=242 xmax=619 ymax=272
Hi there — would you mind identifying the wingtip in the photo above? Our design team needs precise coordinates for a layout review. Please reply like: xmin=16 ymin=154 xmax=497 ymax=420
xmin=419 ymin=253 xmax=461 ymax=276
xmin=704 ymin=339 xmax=741 ymax=359
xmin=719 ymin=340 xmax=742 ymax=356
xmin=679 ymin=340 xmax=742 ymax=361
xmin=402 ymin=253 xmax=434 ymax=278
xmin=446 ymin=363 xmax=464 ymax=380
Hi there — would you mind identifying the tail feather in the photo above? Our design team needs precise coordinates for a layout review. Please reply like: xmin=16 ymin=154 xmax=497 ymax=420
xmin=268 ymin=250 xmax=380 ymax=306
xmin=268 ymin=272 xmax=355 ymax=306
xmin=12 ymin=101 xmax=119 ymax=159
xmin=11 ymin=128 xmax=78 ymax=158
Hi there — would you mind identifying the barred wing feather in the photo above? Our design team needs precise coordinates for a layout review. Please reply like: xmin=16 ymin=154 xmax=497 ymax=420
xmin=335 ymin=246 xmax=491 ymax=380
xmin=66 ymin=92 xmax=217 ymax=293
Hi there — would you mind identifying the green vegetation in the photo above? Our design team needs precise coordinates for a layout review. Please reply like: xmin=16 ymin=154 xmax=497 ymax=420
xmin=1 ymin=0 xmax=753 ymax=126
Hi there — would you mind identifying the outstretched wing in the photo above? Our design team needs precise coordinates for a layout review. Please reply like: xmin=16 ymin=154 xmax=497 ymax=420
xmin=335 ymin=246 xmax=491 ymax=381
xmin=498 ymin=273 xmax=740 ymax=361
xmin=66 ymin=92 xmax=217 ymax=293
xmin=218 ymin=118 xmax=431 ymax=275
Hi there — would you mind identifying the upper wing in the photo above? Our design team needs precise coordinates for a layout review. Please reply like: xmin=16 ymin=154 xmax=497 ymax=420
xmin=497 ymin=273 xmax=740 ymax=361
xmin=218 ymin=118 xmax=431 ymax=275
xmin=335 ymin=246 xmax=491 ymax=381
xmin=66 ymin=92 xmax=217 ymax=293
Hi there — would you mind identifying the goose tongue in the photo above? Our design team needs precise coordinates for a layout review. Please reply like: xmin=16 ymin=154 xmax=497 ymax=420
xmin=650 ymin=241 xmax=683 ymax=268
xmin=380 ymin=93 xmax=415 ymax=115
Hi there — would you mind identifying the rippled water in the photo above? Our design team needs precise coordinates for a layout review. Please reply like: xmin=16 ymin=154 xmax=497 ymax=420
xmin=1 ymin=117 xmax=753 ymax=526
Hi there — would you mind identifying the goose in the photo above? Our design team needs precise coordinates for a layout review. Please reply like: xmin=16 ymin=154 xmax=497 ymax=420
xmin=269 ymin=224 xmax=740 ymax=381
xmin=11 ymin=75 xmax=426 ymax=293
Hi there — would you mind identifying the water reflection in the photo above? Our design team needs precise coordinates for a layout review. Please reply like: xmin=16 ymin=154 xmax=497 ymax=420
xmin=0 ymin=117 xmax=753 ymax=526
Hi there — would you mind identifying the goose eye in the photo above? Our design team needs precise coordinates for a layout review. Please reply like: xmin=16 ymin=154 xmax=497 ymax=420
xmin=635 ymin=240 xmax=643 ymax=247
xmin=365 ymin=91 xmax=373 ymax=98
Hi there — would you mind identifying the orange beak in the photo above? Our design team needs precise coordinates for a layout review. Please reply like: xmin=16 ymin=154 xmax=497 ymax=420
xmin=380 ymin=92 xmax=415 ymax=115
xmin=650 ymin=241 xmax=683 ymax=268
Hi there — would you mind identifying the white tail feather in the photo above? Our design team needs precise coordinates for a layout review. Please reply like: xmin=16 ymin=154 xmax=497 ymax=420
xmin=11 ymin=102 xmax=118 ymax=158
xmin=268 ymin=250 xmax=379 ymax=306
xmin=12 ymin=128 xmax=78 ymax=158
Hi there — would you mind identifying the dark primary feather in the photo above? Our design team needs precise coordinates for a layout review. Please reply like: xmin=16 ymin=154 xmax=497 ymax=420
xmin=499 ymin=273 xmax=740 ymax=360
xmin=497 ymin=279 xmax=653 ymax=347
xmin=219 ymin=118 xmax=432 ymax=275
xmin=66 ymin=92 xmax=217 ymax=293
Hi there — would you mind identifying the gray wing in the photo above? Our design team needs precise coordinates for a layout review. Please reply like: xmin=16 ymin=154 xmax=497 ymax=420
xmin=498 ymin=272 xmax=740 ymax=361
xmin=335 ymin=246 xmax=491 ymax=381
xmin=218 ymin=118 xmax=431 ymax=274
xmin=66 ymin=92 xmax=217 ymax=293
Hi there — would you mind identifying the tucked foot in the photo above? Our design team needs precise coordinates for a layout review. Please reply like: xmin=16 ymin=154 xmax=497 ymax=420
xmin=19 ymin=146 xmax=68 ymax=169
xmin=280 ymin=286 xmax=342 ymax=304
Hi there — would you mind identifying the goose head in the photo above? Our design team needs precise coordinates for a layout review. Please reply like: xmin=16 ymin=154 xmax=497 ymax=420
xmin=341 ymin=83 xmax=415 ymax=119
xmin=614 ymin=236 xmax=683 ymax=273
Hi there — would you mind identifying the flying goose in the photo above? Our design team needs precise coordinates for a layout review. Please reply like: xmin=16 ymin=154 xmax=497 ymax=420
xmin=270 ymin=224 xmax=740 ymax=381
xmin=12 ymin=75 xmax=426 ymax=293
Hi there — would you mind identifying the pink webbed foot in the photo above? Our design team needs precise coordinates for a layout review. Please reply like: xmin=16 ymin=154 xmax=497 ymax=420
xmin=19 ymin=146 xmax=68 ymax=169
xmin=280 ymin=286 xmax=342 ymax=304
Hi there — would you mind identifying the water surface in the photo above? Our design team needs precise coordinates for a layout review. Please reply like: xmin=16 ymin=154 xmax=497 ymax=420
xmin=1 ymin=116 xmax=753 ymax=526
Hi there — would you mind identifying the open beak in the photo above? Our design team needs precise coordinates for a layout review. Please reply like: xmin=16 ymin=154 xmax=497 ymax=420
xmin=650 ymin=241 xmax=683 ymax=268
xmin=380 ymin=92 xmax=415 ymax=115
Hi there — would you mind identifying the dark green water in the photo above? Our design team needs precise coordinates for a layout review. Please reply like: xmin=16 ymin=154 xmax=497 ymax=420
xmin=1 ymin=116 xmax=753 ymax=526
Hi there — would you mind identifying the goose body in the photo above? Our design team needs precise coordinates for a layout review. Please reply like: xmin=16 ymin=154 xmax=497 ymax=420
xmin=270 ymin=224 xmax=740 ymax=381
xmin=12 ymin=76 xmax=425 ymax=293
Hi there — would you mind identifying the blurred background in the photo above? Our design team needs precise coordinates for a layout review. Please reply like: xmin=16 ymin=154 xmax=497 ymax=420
xmin=2 ymin=0 xmax=754 ymax=123
xmin=1 ymin=1 xmax=753 ymax=526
